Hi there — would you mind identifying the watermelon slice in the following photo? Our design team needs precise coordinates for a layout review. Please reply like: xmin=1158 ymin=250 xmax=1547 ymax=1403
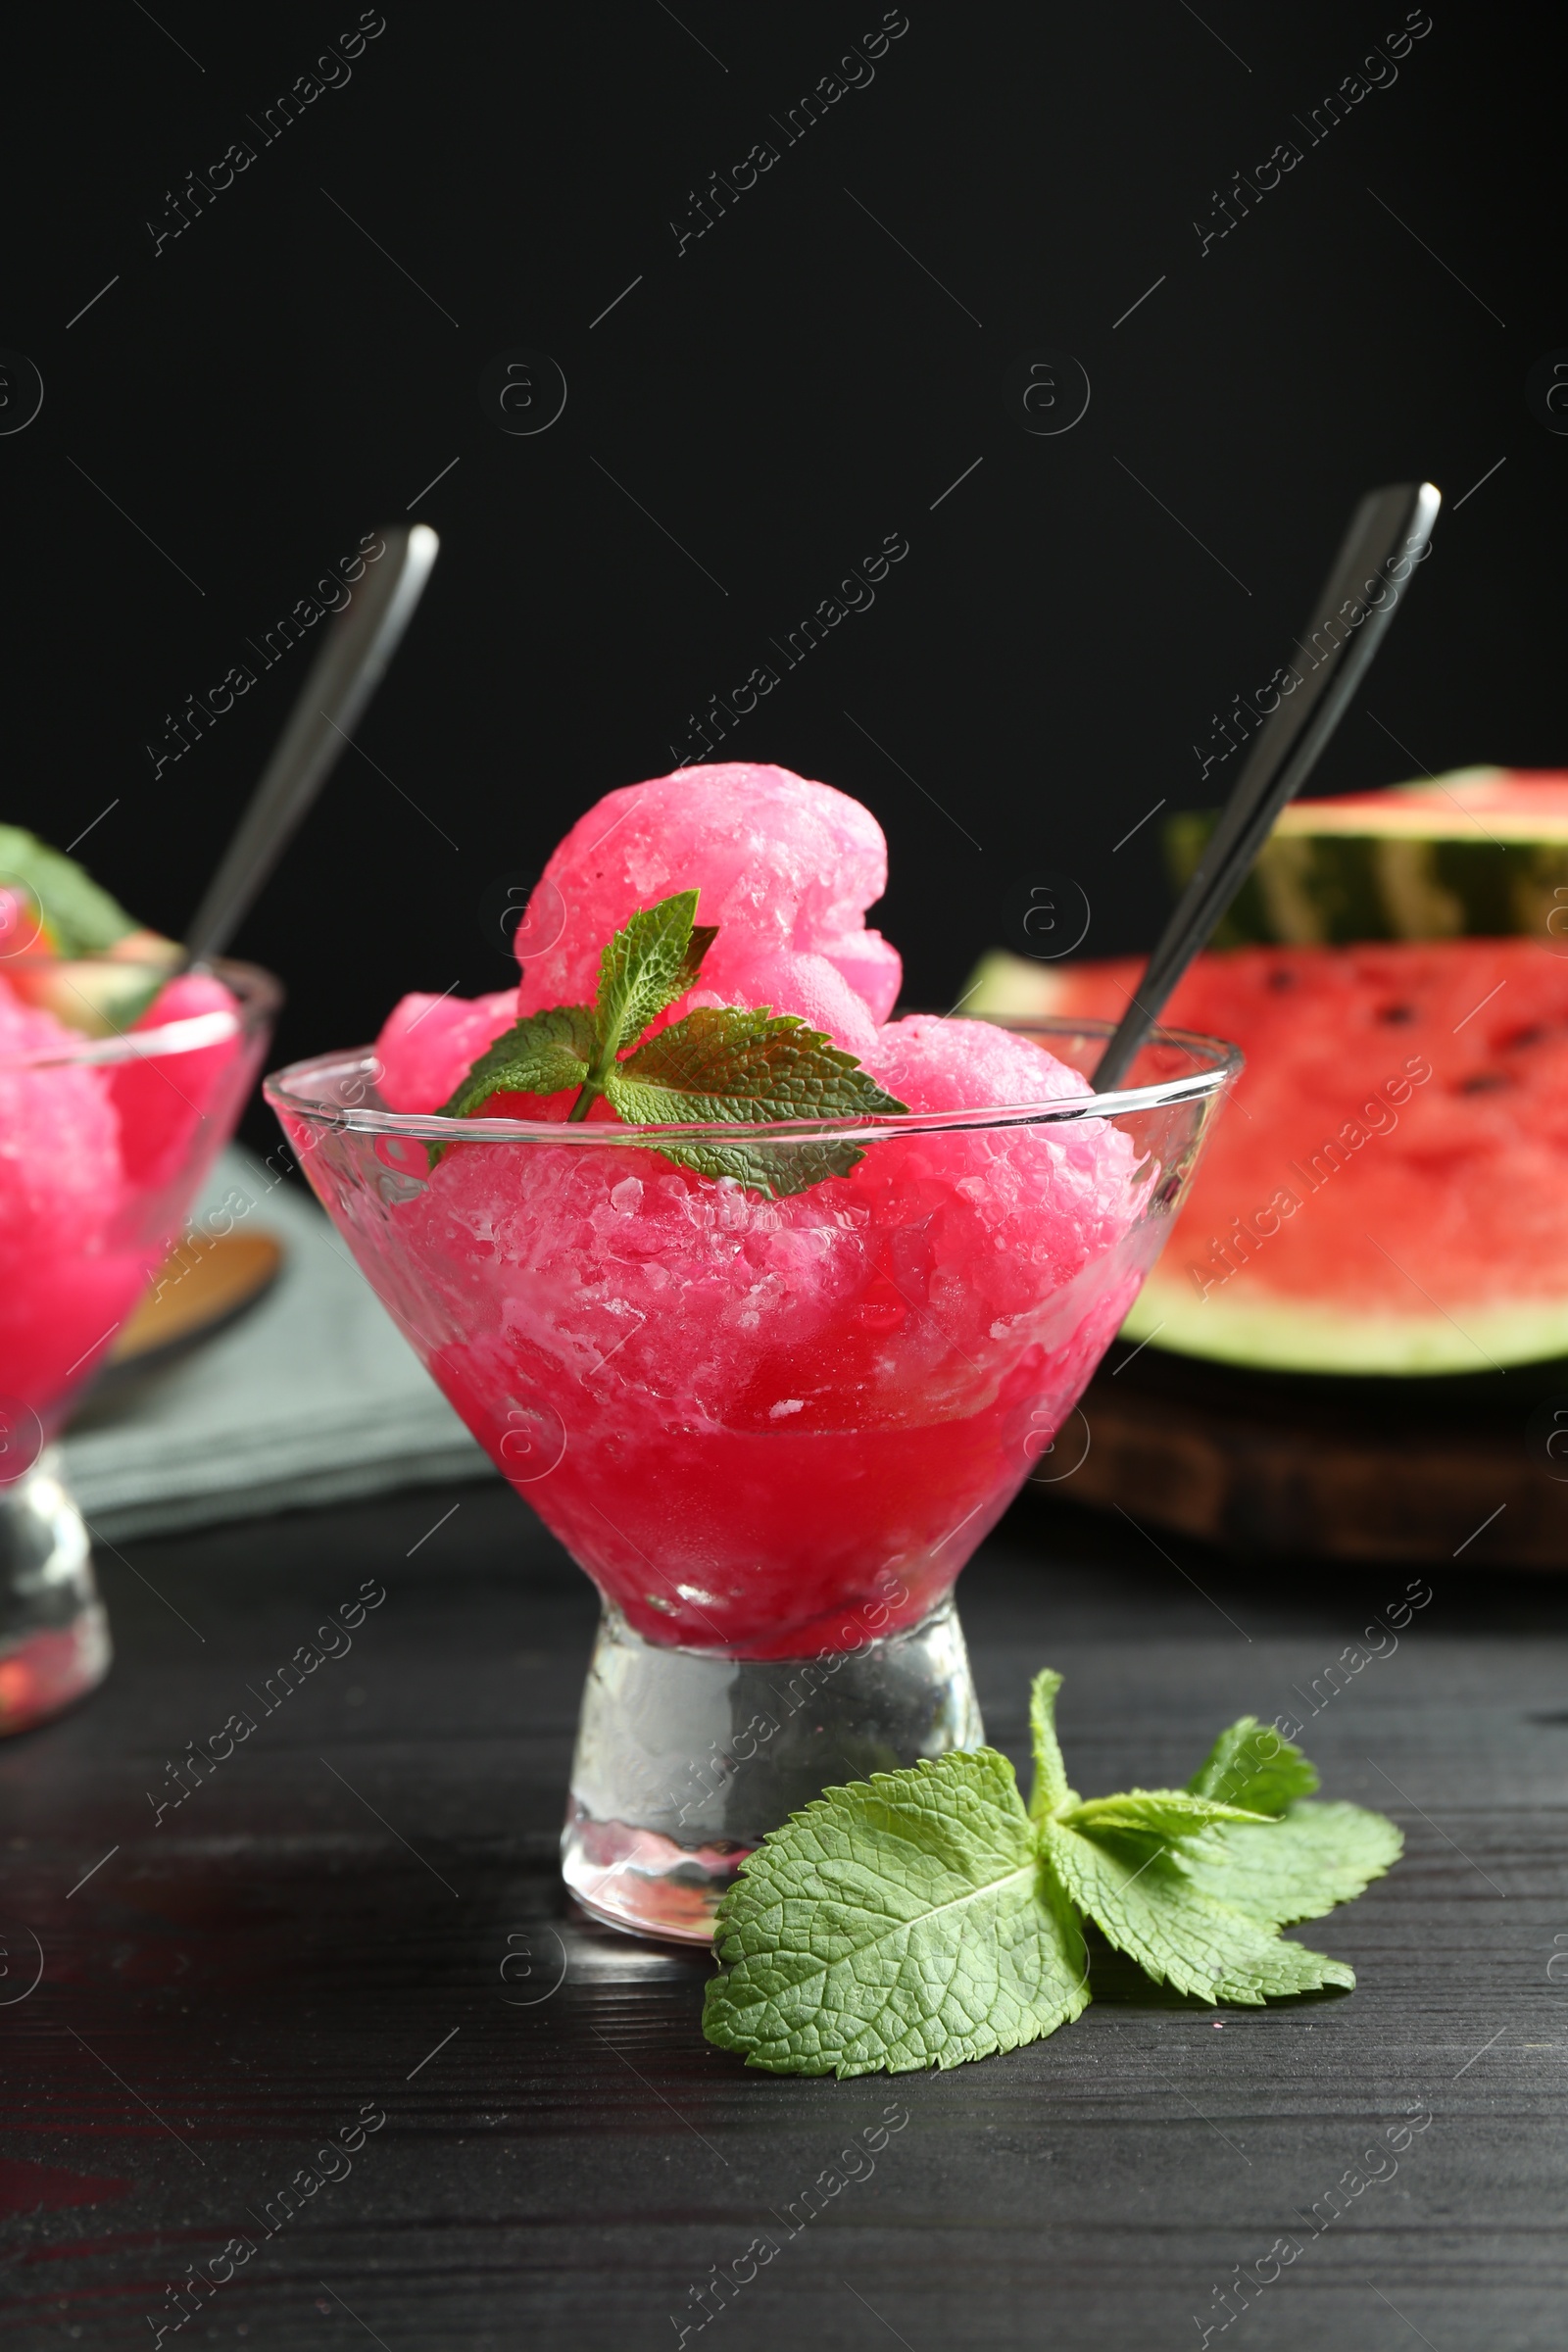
xmin=0 ymin=824 xmax=178 ymax=1032
xmin=966 ymin=938 xmax=1568 ymax=1376
xmin=0 ymin=824 xmax=143 ymax=956
xmin=1168 ymin=766 xmax=1568 ymax=947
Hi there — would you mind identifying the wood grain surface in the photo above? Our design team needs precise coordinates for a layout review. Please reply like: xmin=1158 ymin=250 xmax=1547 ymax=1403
xmin=3 ymin=1481 xmax=1565 ymax=2348
xmin=1062 ymin=1340 xmax=1568 ymax=1570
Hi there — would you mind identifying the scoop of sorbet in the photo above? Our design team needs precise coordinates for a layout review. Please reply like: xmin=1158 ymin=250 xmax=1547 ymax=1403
xmin=373 ymin=763 xmax=905 ymax=1110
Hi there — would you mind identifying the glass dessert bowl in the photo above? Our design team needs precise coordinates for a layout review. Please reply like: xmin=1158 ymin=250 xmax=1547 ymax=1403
xmin=0 ymin=954 xmax=279 ymax=1733
xmin=266 ymin=1016 xmax=1237 ymax=1940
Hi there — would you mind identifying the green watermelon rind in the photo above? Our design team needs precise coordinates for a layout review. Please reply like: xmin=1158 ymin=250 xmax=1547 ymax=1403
xmin=1121 ymin=1277 xmax=1568 ymax=1378
xmin=964 ymin=953 xmax=1086 ymax=1022
xmin=1166 ymin=767 xmax=1568 ymax=948
xmin=0 ymin=823 xmax=140 ymax=956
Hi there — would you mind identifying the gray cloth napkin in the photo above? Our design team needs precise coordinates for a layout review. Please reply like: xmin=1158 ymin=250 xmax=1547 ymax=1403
xmin=63 ymin=1148 xmax=494 ymax=1540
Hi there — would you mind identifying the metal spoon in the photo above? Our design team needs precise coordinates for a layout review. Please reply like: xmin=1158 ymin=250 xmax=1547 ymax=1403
xmin=182 ymin=522 xmax=440 ymax=967
xmin=1092 ymin=480 xmax=1442 ymax=1090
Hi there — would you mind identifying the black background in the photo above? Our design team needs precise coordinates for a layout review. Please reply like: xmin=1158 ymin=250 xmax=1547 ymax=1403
xmin=3 ymin=1 xmax=1559 ymax=1150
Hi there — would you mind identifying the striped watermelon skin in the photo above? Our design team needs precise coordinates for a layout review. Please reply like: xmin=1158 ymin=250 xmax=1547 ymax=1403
xmin=968 ymin=939 xmax=1568 ymax=1375
xmin=1168 ymin=768 xmax=1568 ymax=948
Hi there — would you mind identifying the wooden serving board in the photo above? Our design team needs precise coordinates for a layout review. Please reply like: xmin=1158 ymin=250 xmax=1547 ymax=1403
xmin=1050 ymin=1339 xmax=1568 ymax=1568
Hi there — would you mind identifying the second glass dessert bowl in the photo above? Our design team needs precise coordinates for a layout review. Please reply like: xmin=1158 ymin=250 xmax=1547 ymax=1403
xmin=1 ymin=954 xmax=279 ymax=1732
xmin=266 ymin=1017 xmax=1237 ymax=1940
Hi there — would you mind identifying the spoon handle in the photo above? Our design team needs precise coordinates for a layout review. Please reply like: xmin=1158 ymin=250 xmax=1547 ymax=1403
xmin=183 ymin=522 xmax=440 ymax=967
xmin=1091 ymin=480 xmax=1442 ymax=1091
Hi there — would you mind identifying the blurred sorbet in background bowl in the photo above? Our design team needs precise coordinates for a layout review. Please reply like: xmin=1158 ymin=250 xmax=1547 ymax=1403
xmin=0 ymin=949 xmax=279 ymax=1732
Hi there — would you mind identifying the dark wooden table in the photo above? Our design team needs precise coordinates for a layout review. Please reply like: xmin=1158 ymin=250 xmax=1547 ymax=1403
xmin=4 ymin=1480 xmax=1566 ymax=2349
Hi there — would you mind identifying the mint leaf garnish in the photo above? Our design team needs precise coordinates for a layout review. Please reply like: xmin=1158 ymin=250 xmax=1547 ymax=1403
xmin=595 ymin=888 xmax=710 ymax=1061
xmin=438 ymin=1004 xmax=598 ymax=1122
xmin=612 ymin=1004 xmax=906 ymax=1125
xmin=1041 ymin=1819 xmax=1354 ymax=2004
xmin=703 ymin=1668 xmax=1401 ymax=2076
xmin=702 ymin=1751 xmax=1089 ymax=2079
xmin=1174 ymin=1715 xmax=1399 ymax=1926
xmin=1060 ymin=1790 xmax=1275 ymax=1838
xmin=608 ymin=1004 xmax=907 ymax=1198
xmin=1177 ymin=1800 xmax=1402 ymax=1928
xmin=434 ymin=888 xmax=907 ymax=1194
xmin=1027 ymin=1667 xmax=1073 ymax=1820
xmin=620 ymin=1127 xmax=884 ymax=1200
xmin=1187 ymin=1715 xmax=1320 ymax=1814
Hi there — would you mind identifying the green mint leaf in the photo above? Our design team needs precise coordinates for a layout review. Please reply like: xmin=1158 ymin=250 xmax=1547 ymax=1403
xmin=612 ymin=1004 xmax=909 ymax=1124
xmin=1176 ymin=1800 xmax=1402 ymax=1929
xmin=434 ymin=892 xmax=905 ymax=1197
xmin=702 ymin=1750 xmax=1089 ymax=2078
xmin=429 ymin=1004 xmax=597 ymax=1161
xmin=434 ymin=1003 xmax=597 ymax=1121
xmin=698 ymin=1668 xmax=1398 ymax=2081
xmin=1027 ymin=1669 xmax=1072 ymax=1821
xmin=1188 ymin=1716 xmax=1319 ymax=1814
xmin=680 ymin=921 xmax=719 ymax=990
xmin=0 ymin=824 xmax=142 ymax=956
xmin=604 ymin=1004 xmax=907 ymax=1196
xmin=640 ymin=1132 xmax=875 ymax=1200
xmin=1061 ymin=1790 xmax=1276 ymax=1839
xmin=1041 ymin=1820 xmax=1355 ymax=2004
xmin=595 ymin=889 xmax=703 ymax=1056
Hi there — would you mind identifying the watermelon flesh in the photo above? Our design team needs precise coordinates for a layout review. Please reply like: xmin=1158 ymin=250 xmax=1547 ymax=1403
xmin=1025 ymin=938 xmax=1568 ymax=1374
xmin=1270 ymin=765 xmax=1568 ymax=833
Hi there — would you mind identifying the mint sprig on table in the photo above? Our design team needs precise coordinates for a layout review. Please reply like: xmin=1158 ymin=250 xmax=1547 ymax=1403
xmin=702 ymin=1673 xmax=1401 ymax=2078
xmin=434 ymin=888 xmax=907 ymax=1195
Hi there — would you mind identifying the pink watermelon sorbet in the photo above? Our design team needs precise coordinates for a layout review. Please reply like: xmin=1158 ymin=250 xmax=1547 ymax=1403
xmin=0 ymin=967 xmax=257 ymax=1445
xmin=319 ymin=763 xmax=1149 ymax=1657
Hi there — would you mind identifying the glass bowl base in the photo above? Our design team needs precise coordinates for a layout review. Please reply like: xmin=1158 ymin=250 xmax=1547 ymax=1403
xmin=561 ymin=1592 xmax=984 ymax=1942
xmin=562 ymin=1805 xmax=750 ymax=1942
xmin=0 ymin=1449 xmax=112 ymax=1736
